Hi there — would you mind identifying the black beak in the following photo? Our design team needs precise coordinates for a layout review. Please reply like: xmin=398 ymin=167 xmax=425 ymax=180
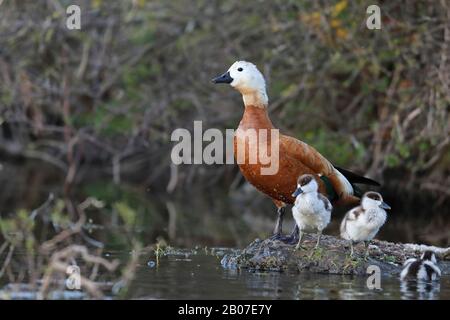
xmin=211 ymin=71 xmax=233 ymax=84
xmin=292 ymin=187 xmax=303 ymax=197
xmin=380 ymin=201 xmax=391 ymax=210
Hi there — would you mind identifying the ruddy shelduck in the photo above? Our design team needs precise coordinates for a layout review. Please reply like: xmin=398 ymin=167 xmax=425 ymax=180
xmin=212 ymin=61 xmax=380 ymax=242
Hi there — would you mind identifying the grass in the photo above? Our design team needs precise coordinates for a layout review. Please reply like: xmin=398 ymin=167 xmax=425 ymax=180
xmin=307 ymin=246 xmax=326 ymax=261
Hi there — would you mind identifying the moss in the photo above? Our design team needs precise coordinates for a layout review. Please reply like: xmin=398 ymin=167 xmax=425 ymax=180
xmin=221 ymin=235 xmax=449 ymax=276
xmin=383 ymin=255 xmax=398 ymax=264
xmin=306 ymin=247 xmax=325 ymax=262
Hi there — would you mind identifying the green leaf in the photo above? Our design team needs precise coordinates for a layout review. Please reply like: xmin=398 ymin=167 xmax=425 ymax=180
xmin=114 ymin=202 xmax=136 ymax=227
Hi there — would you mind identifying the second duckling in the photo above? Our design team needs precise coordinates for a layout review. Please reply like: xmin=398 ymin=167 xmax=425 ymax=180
xmin=400 ymin=251 xmax=441 ymax=281
xmin=340 ymin=191 xmax=390 ymax=258
xmin=292 ymin=174 xmax=332 ymax=250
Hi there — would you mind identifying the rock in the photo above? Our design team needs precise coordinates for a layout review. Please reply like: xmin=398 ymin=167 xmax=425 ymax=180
xmin=221 ymin=234 xmax=450 ymax=276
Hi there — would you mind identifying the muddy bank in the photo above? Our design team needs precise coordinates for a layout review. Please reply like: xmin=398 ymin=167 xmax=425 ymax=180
xmin=221 ymin=234 xmax=450 ymax=276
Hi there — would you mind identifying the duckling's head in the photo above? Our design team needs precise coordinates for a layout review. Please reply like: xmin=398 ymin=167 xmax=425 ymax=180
xmin=292 ymin=174 xmax=318 ymax=197
xmin=421 ymin=251 xmax=437 ymax=264
xmin=361 ymin=191 xmax=391 ymax=210
xmin=212 ymin=61 xmax=268 ymax=107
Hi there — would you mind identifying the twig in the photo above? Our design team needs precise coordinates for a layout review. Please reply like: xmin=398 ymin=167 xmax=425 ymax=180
xmin=30 ymin=193 xmax=55 ymax=221
xmin=0 ymin=245 xmax=15 ymax=278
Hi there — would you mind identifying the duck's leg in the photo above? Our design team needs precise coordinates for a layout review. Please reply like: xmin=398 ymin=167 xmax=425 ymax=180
xmin=364 ymin=240 xmax=371 ymax=259
xmin=273 ymin=206 xmax=286 ymax=236
xmin=269 ymin=201 xmax=287 ymax=240
xmin=271 ymin=223 xmax=299 ymax=244
xmin=315 ymin=231 xmax=322 ymax=249
xmin=295 ymin=230 xmax=304 ymax=250
xmin=269 ymin=201 xmax=300 ymax=244
xmin=349 ymin=240 xmax=354 ymax=257
xmin=305 ymin=231 xmax=323 ymax=258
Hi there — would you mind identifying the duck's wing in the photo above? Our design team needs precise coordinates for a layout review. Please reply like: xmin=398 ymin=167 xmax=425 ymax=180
xmin=280 ymin=135 xmax=354 ymax=198
xmin=340 ymin=212 xmax=350 ymax=238
xmin=280 ymin=135 xmax=335 ymax=174
xmin=403 ymin=258 xmax=417 ymax=267
xmin=423 ymin=261 xmax=441 ymax=277
xmin=344 ymin=206 xmax=363 ymax=223
xmin=318 ymin=193 xmax=332 ymax=212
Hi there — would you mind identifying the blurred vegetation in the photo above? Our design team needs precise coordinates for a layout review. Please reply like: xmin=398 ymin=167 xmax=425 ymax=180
xmin=0 ymin=0 xmax=449 ymax=249
xmin=0 ymin=193 xmax=143 ymax=299
xmin=0 ymin=0 xmax=448 ymax=196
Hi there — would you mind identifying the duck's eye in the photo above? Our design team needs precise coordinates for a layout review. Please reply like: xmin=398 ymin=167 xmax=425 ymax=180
xmin=238 ymin=67 xmax=243 ymax=72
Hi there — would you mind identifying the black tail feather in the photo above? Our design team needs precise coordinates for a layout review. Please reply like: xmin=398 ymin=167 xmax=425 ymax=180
xmin=334 ymin=166 xmax=380 ymax=187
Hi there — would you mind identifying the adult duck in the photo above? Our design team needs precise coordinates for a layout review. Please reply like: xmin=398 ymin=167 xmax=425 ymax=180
xmin=212 ymin=61 xmax=379 ymax=242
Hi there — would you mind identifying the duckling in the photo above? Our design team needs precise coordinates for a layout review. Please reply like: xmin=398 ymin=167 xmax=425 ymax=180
xmin=400 ymin=251 xmax=441 ymax=281
xmin=340 ymin=191 xmax=390 ymax=258
xmin=292 ymin=174 xmax=332 ymax=250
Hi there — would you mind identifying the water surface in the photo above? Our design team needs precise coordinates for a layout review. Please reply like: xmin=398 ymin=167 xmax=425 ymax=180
xmin=124 ymin=249 xmax=449 ymax=300
xmin=1 ymin=162 xmax=448 ymax=300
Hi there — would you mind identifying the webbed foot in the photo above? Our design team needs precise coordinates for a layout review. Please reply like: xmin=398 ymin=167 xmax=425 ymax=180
xmin=269 ymin=224 xmax=299 ymax=245
xmin=269 ymin=233 xmax=298 ymax=244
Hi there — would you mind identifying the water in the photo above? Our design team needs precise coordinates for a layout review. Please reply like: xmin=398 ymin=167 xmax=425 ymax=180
xmin=124 ymin=249 xmax=449 ymax=300
xmin=1 ymin=248 xmax=448 ymax=299
xmin=0 ymin=162 xmax=449 ymax=300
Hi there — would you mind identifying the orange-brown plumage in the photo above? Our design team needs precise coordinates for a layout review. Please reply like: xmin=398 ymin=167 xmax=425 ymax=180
xmin=234 ymin=105 xmax=359 ymax=207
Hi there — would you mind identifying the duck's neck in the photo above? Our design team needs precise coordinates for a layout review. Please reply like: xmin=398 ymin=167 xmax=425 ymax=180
xmin=241 ymin=88 xmax=268 ymax=109
xmin=240 ymin=105 xmax=274 ymax=130
xmin=237 ymin=86 xmax=273 ymax=129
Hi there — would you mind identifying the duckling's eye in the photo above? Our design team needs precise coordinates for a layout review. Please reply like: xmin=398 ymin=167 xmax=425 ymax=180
xmin=238 ymin=67 xmax=243 ymax=72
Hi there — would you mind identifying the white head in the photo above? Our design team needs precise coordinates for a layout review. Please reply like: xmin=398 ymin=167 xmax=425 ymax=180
xmin=361 ymin=192 xmax=391 ymax=210
xmin=212 ymin=61 xmax=268 ymax=107
xmin=421 ymin=251 xmax=437 ymax=264
xmin=292 ymin=174 xmax=319 ymax=197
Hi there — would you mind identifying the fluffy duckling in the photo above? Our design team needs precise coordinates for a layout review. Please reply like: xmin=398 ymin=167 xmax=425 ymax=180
xmin=340 ymin=191 xmax=390 ymax=257
xmin=292 ymin=174 xmax=332 ymax=250
xmin=400 ymin=251 xmax=441 ymax=281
